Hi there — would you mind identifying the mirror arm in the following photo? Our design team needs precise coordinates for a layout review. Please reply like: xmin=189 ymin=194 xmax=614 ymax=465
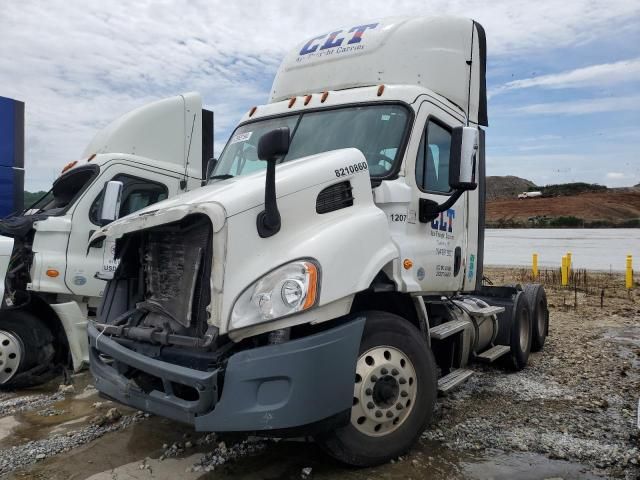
xmin=256 ymin=159 xmax=281 ymax=238
xmin=419 ymin=189 xmax=464 ymax=223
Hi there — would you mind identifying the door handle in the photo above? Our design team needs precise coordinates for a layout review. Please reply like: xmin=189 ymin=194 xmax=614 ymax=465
xmin=454 ymin=247 xmax=461 ymax=276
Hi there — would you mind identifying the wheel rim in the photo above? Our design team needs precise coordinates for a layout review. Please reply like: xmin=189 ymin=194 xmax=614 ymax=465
xmin=536 ymin=303 xmax=546 ymax=336
xmin=519 ymin=309 xmax=530 ymax=352
xmin=0 ymin=330 xmax=23 ymax=384
xmin=351 ymin=346 xmax=417 ymax=437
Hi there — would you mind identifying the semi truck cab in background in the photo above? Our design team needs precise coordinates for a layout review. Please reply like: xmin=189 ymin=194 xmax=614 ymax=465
xmin=88 ymin=17 xmax=549 ymax=466
xmin=0 ymin=93 xmax=213 ymax=387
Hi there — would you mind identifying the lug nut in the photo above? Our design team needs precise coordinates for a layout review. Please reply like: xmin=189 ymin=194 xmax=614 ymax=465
xmin=365 ymin=388 xmax=373 ymax=395
xmin=367 ymin=402 xmax=375 ymax=409
xmin=381 ymin=368 xmax=388 ymax=375
xmin=371 ymin=375 xmax=378 ymax=382
xmin=375 ymin=410 xmax=383 ymax=418
xmin=396 ymin=403 xmax=403 ymax=410
xmin=401 ymin=391 xmax=408 ymax=397
xmin=392 ymin=368 xmax=399 ymax=376
xmin=399 ymin=377 xmax=407 ymax=385
xmin=386 ymin=411 xmax=394 ymax=418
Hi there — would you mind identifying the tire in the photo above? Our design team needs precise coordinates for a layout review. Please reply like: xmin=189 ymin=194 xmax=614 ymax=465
xmin=523 ymin=284 xmax=548 ymax=352
xmin=316 ymin=311 xmax=437 ymax=467
xmin=503 ymin=292 xmax=532 ymax=371
xmin=0 ymin=310 xmax=56 ymax=389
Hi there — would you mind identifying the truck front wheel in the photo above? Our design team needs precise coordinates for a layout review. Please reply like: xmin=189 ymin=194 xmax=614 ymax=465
xmin=0 ymin=311 xmax=56 ymax=388
xmin=317 ymin=311 xmax=437 ymax=466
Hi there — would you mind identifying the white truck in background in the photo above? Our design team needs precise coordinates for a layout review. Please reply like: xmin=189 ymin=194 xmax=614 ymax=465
xmin=0 ymin=93 xmax=213 ymax=387
xmin=518 ymin=191 xmax=542 ymax=199
xmin=89 ymin=17 xmax=549 ymax=466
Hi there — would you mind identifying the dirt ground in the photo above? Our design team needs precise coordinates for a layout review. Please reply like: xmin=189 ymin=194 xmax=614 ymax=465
xmin=0 ymin=268 xmax=638 ymax=479
xmin=486 ymin=190 xmax=640 ymax=224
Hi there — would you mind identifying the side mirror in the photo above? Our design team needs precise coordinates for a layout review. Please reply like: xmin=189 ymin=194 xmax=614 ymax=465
xmin=258 ymin=127 xmax=290 ymax=161
xmin=256 ymin=127 xmax=290 ymax=238
xmin=449 ymin=126 xmax=478 ymax=191
xmin=99 ymin=180 xmax=123 ymax=226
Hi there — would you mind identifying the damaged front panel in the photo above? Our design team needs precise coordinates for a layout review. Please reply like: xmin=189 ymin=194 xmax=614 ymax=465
xmin=140 ymin=220 xmax=209 ymax=334
xmin=96 ymin=214 xmax=217 ymax=351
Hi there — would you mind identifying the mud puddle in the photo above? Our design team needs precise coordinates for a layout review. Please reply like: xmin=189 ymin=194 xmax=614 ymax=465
xmin=9 ymin=418 xmax=206 ymax=479
xmin=9 ymin=425 xmax=605 ymax=480
xmin=0 ymin=373 xmax=107 ymax=448
xmin=192 ymin=438 xmax=604 ymax=480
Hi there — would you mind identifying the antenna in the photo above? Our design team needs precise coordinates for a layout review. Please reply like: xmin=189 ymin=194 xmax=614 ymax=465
xmin=182 ymin=112 xmax=197 ymax=190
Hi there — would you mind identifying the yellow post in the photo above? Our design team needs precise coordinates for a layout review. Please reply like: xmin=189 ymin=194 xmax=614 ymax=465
xmin=561 ymin=255 xmax=568 ymax=286
xmin=626 ymin=255 xmax=633 ymax=290
xmin=566 ymin=251 xmax=572 ymax=275
xmin=532 ymin=253 xmax=538 ymax=279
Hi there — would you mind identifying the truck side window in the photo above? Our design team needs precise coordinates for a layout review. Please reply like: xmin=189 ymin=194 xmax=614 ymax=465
xmin=415 ymin=120 xmax=452 ymax=194
xmin=89 ymin=175 xmax=168 ymax=225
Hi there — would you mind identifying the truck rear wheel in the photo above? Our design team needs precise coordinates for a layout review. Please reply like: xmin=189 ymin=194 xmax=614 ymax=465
xmin=523 ymin=284 xmax=548 ymax=351
xmin=316 ymin=312 xmax=437 ymax=466
xmin=0 ymin=311 xmax=56 ymax=388
xmin=504 ymin=293 xmax=532 ymax=371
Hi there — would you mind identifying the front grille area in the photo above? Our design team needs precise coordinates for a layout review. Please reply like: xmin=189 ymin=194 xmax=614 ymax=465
xmin=316 ymin=181 xmax=354 ymax=214
xmin=138 ymin=216 xmax=212 ymax=337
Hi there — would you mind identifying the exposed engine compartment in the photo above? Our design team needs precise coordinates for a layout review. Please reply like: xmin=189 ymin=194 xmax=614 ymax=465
xmin=0 ymin=216 xmax=38 ymax=309
xmin=94 ymin=214 xmax=220 ymax=357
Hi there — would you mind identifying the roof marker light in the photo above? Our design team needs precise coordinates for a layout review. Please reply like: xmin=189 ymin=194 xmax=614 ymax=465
xmin=60 ymin=160 xmax=78 ymax=174
xmin=249 ymin=106 xmax=257 ymax=117
xmin=288 ymin=97 xmax=297 ymax=108
xmin=377 ymin=85 xmax=385 ymax=97
xmin=321 ymin=91 xmax=329 ymax=103
xmin=304 ymin=94 xmax=312 ymax=106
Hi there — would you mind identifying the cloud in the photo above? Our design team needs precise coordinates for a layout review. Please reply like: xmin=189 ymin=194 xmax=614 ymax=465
xmin=502 ymin=95 xmax=640 ymax=116
xmin=1 ymin=0 xmax=639 ymax=189
xmin=491 ymin=58 xmax=640 ymax=97
xmin=488 ymin=153 xmax=639 ymax=187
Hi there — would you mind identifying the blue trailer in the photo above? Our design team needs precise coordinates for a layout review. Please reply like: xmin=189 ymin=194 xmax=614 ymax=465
xmin=0 ymin=96 xmax=25 ymax=217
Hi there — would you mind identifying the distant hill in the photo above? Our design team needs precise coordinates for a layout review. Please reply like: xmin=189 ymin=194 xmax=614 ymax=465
xmin=24 ymin=190 xmax=48 ymax=208
xmin=487 ymin=191 xmax=640 ymax=228
xmin=486 ymin=176 xmax=537 ymax=201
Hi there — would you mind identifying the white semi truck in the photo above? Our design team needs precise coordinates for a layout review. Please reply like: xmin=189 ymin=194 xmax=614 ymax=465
xmin=88 ymin=17 xmax=549 ymax=465
xmin=0 ymin=93 xmax=213 ymax=387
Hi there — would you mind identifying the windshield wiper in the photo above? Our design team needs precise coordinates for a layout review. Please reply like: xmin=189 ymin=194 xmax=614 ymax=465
xmin=209 ymin=174 xmax=234 ymax=180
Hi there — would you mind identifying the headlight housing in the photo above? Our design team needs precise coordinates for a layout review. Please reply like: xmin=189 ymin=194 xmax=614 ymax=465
xmin=230 ymin=260 xmax=320 ymax=331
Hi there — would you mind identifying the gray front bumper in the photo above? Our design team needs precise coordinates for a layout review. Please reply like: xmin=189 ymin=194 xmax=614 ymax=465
xmin=88 ymin=317 xmax=364 ymax=432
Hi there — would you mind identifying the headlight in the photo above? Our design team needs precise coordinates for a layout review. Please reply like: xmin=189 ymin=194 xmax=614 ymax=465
xmin=230 ymin=260 xmax=320 ymax=331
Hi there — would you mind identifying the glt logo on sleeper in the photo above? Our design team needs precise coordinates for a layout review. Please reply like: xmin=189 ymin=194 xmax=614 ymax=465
xmin=297 ymin=23 xmax=379 ymax=61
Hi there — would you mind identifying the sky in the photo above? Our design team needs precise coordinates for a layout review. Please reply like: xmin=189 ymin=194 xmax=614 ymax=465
xmin=1 ymin=0 xmax=639 ymax=191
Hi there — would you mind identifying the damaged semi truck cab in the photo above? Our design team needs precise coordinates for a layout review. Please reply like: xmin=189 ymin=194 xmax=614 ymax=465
xmin=89 ymin=17 xmax=549 ymax=466
xmin=0 ymin=93 xmax=213 ymax=387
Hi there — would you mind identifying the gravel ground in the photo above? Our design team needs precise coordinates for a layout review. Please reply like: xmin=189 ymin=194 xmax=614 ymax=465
xmin=0 ymin=411 xmax=145 ymax=475
xmin=0 ymin=392 xmax=64 ymax=418
xmin=423 ymin=270 xmax=640 ymax=479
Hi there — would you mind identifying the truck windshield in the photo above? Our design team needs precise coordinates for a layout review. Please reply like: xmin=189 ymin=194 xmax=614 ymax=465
xmin=26 ymin=164 xmax=99 ymax=215
xmin=211 ymin=104 xmax=409 ymax=180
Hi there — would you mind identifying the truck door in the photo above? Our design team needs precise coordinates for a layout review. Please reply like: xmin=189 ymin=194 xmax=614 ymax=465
xmin=404 ymin=102 xmax=468 ymax=294
xmin=65 ymin=165 xmax=179 ymax=297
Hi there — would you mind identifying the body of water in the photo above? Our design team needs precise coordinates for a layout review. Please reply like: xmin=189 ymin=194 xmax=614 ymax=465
xmin=484 ymin=229 xmax=640 ymax=271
